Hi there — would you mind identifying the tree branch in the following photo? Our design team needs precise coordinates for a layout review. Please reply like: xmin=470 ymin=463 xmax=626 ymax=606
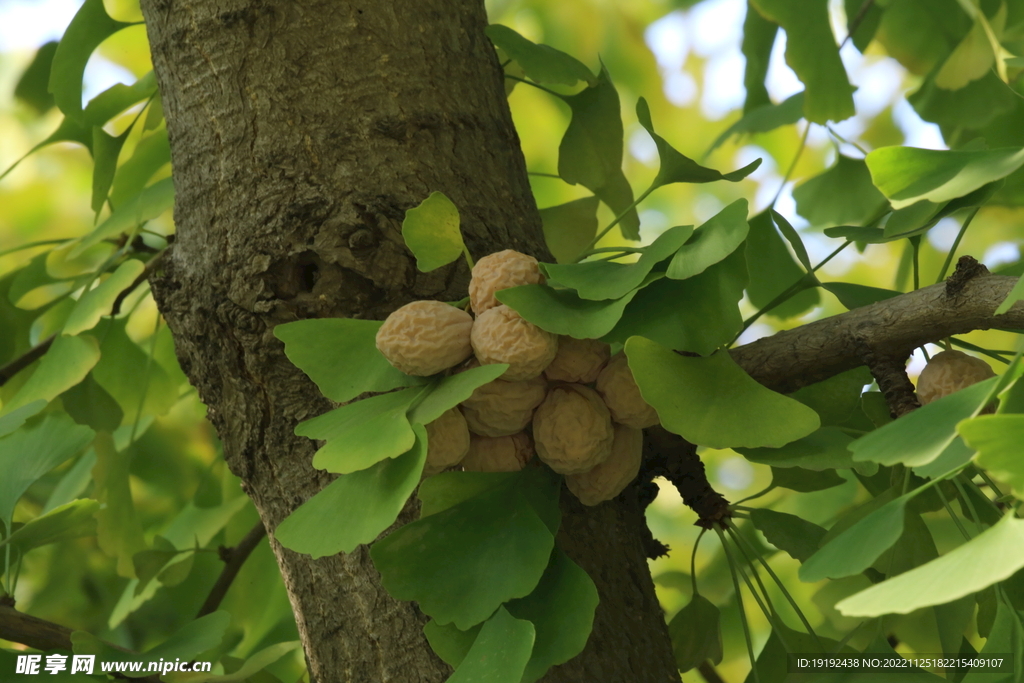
xmin=0 ymin=605 xmax=163 ymax=683
xmin=0 ymin=248 xmax=169 ymax=389
xmin=0 ymin=335 xmax=55 ymax=388
xmin=731 ymin=270 xmax=1022 ymax=394
xmin=196 ymin=520 xmax=268 ymax=618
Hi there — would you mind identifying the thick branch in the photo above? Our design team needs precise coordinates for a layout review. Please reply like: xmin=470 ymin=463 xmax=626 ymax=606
xmin=731 ymin=272 xmax=1023 ymax=393
xmin=0 ymin=606 xmax=162 ymax=683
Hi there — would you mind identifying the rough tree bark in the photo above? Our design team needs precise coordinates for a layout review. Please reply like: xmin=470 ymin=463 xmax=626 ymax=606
xmin=140 ymin=0 xmax=678 ymax=681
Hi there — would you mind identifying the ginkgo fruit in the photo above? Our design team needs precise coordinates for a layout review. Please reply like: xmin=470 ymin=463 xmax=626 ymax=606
xmin=375 ymin=300 xmax=473 ymax=376
xmin=916 ymin=349 xmax=995 ymax=405
xmin=533 ymin=384 xmax=614 ymax=475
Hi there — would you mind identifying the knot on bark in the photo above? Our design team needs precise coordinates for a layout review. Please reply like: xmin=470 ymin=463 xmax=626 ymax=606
xmin=945 ymin=255 xmax=990 ymax=298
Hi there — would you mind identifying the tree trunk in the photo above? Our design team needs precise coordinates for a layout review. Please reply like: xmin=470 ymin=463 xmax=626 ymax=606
xmin=140 ymin=0 xmax=679 ymax=681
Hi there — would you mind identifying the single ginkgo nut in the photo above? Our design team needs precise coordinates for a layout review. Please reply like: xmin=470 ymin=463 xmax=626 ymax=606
xmin=566 ymin=424 xmax=643 ymax=506
xmin=916 ymin=350 xmax=996 ymax=405
xmin=460 ymin=374 xmax=547 ymax=437
xmin=544 ymin=336 xmax=611 ymax=384
xmin=423 ymin=408 xmax=471 ymax=477
xmin=469 ymin=249 xmax=544 ymax=315
xmin=375 ymin=300 xmax=473 ymax=376
xmin=595 ymin=354 xmax=660 ymax=429
xmin=533 ymin=384 xmax=615 ymax=475
xmin=461 ymin=432 xmax=534 ymax=472
xmin=471 ymin=304 xmax=558 ymax=381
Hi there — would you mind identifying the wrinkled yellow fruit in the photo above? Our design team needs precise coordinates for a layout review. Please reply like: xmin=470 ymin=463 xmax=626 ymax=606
xmin=566 ymin=424 xmax=643 ymax=506
xmin=471 ymin=305 xmax=558 ymax=381
xmin=533 ymin=384 xmax=614 ymax=475
xmin=423 ymin=408 xmax=471 ymax=477
xmin=916 ymin=350 xmax=996 ymax=405
xmin=595 ymin=354 xmax=660 ymax=429
xmin=469 ymin=249 xmax=544 ymax=315
xmin=544 ymin=336 xmax=611 ymax=384
xmin=461 ymin=432 xmax=534 ymax=472
xmin=461 ymin=374 xmax=547 ymax=437
xmin=375 ymin=300 xmax=473 ymax=376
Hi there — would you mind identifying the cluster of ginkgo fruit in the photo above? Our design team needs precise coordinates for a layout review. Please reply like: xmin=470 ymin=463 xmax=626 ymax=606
xmin=374 ymin=250 xmax=660 ymax=505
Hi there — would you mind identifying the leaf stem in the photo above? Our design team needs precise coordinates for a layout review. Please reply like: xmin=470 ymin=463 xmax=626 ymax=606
xmin=690 ymin=527 xmax=706 ymax=597
xmin=936 ymin=484 xmax=972 ymax=542
xmin=771 ymin=123 xmax=810 ymax=208
xmin=731 ymin=525 xmax=825 ymax=652
xmin=732 ymin=240 xmax=852 ymax=344
xmin=731 ymin=486 xmax=776 ymax=506
xmin=0 ymin=239 xmax=72 ymax=259
xmin=716 ymin=527 xmax=760 ymax=683
xmin=573 ymin=185 xmax=655 ymax=262
xmin=935 ymin=208 xmax=979 ymax=283
xmin=503 ymin=74 xmax=562 ymax=97
xmin=724 ymin=526 xmax=780 ymax=627
xmin=527 ymin=171 xmax=563 ymax=179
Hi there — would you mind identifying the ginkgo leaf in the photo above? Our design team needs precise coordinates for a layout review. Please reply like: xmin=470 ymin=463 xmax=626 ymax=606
xmin=401 ymin=191 xmax=467 ymax=272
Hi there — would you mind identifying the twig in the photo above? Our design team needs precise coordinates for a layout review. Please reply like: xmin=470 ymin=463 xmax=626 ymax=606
xmin=0 ymin=248 xmax=169 ymax=389
xmin=0 ymin=335 xmax=55 ymax=387
xmin=0 ymin=605 xmax=163 ymax=683
xmin=196 ymin=521 xmax=268 ymax=618
xmin=111 ymin=249 xmax=169 ymax=316
xmin=841 ymin=0 xmax=875 ymax=48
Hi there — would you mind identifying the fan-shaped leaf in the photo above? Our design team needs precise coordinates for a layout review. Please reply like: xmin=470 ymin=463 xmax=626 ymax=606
xmin=625 ymin=337 xmax=820 ymax=448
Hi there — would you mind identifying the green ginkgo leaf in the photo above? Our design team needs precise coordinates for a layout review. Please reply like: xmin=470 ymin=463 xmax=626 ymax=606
xmin=446 ymin=608 xmax=535 ymax=683
xmin=850 ymin=376 xmax=999 ymax=468
xmin=636 ymin=98 xmax=761 ymax=190
xmin=371 ymin=475 xmax=555 ymax=629
xmin=666 ymin=199 xmax=749 ymax=280
xmin=625 ymin=336 xmax=819 ymax=448
xmin=274 ymin=426 xmax=427 ymax=558
xmin=539 ymin=196 xmax=599 ymax=264
xmin=541 ymin=225 xmax=693 ymax=300
xmin=0 ymin=412 xmax=94 ymax=536
xmin=63 ymin=259 xmax=146 ymax=335
xmin=496 ymin=275 xmax=658 ymax=339
xmin=298 ymin=388 xmax=421 ymax=474
xmin=505 ymin=548 xmax=599 ymax=682
xmin=49 ymin=0 xmax=134 ymax=121
xmin=275 ymin=318 xmax=428 ymax=404
xmin=1 ymin=334 xmax=100 ymax=415
xmin=800 ymin=492 xmax=915 ymax=583
xmin=835 ymin=515 xmax=1024 ymax=617
xmin=960 ymin=414 xmax=1024 ymax=500
xmin=408 ymin=364 xmax=507 ymax=425
xmin=558 ymin=66 xmax=639 ymax=239
xmin=72 ymin=177 xmax=175 ymax=257
xmin=750 ymin=508 xmax=827 ymax=563
xmin=606 ymin=249 xmax=747 ymax=356
xmin=0 ymin=499 xmax=99 ymax=555
xmin=484 ymin=25 xmax=595 ymax=86
xmin=668 ymin=594 xmax=723 ymax=672
xmin=401 ymin=191 xmax=468 ymax=272
xmin=736 ymin=427 xmax=856 ymax=470
xmin=866 ymin=145 xmax=1024 ymax=210
xmin=749 ymin=0 xmax=855 ymax=123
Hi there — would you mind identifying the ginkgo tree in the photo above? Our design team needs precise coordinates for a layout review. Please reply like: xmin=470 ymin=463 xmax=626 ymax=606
xmin=1 ymin=0 xmax=1024 ymax=681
